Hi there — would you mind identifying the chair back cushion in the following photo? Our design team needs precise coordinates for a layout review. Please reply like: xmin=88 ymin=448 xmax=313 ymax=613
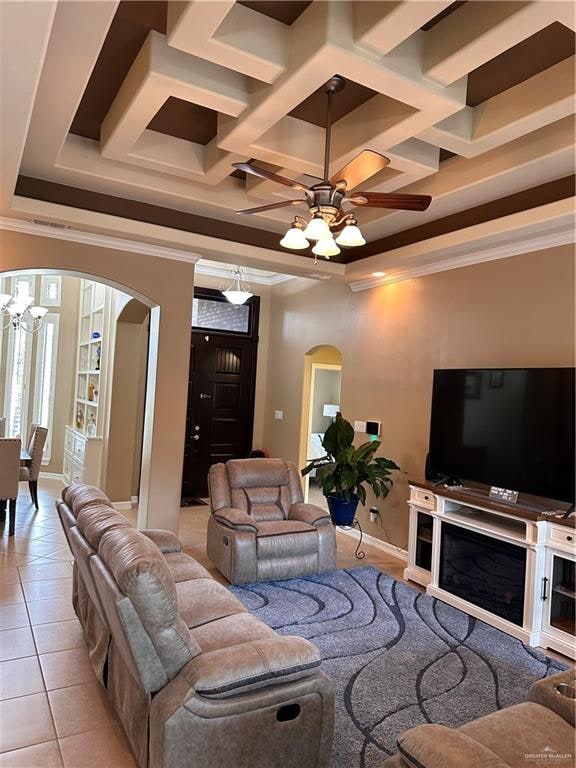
xmin=210 ymin=459 xmax=306 ymax=521
xmin=27 ymin=422 xmax=39 ymax=453
xmin=28 ymin=426 xmax=47 ymax=481
xmin=97 ymin=526 xmax=200 ymax=685
xmin=0 ymin=438 xmax=21 ymax=499
xmin=63 ymin=483 xmax=112 ymax=517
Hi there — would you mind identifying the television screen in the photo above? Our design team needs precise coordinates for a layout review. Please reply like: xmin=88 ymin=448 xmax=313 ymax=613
xmin=428 ymin=368 xmax=575 ymax=503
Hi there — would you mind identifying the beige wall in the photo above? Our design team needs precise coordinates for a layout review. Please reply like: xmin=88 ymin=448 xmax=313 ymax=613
xmin=192 ymin=272 xmax=271 ymax=451
xmin=263 ymin=245 xmax=575 ymax=549
xmin=0 ymin=275 xmax=79 ymax=474
xmin=0 ymin=230 xmax=195 ymax=532
xmin=104 ymin=299 xmax=149 ymax=502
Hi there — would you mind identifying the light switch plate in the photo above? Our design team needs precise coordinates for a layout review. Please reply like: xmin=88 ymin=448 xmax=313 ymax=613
xmin=354 ymin=420 xmax=366 ymax=432
xmin=274 ymin=410 xmax=284 ymax=420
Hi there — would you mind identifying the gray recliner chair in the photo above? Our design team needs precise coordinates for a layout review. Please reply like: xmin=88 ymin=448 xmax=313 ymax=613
xmin=207 ymin=458 xmax=337 ymax=584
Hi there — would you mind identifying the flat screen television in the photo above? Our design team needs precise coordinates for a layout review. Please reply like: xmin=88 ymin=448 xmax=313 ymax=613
xmin=428 ymin=368 xmax=575 ymax=503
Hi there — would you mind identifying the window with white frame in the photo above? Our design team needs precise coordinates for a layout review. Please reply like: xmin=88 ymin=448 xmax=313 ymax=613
xmin=32 ymin=313 xmax=59 ymax=462
xmin=4 ymin=321 xmax=33 ymax=440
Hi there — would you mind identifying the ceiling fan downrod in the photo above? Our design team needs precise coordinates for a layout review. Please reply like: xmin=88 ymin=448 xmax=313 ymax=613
xmin=322 ymin=75 xmax=345 ymax=182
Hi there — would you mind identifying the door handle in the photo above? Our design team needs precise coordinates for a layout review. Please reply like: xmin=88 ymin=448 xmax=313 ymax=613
xmin=541 ymin=576 xmax=548 ymax=601
xmin=199 ymin=393 xmax=212 ymax=400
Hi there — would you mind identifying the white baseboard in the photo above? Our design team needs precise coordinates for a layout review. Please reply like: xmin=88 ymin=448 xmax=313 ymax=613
xmin=337 ymin=526 xmax=408 ymax=561
xmin=39 ymin=472 xmax=65 ymax=482
xmin=112 ymin=501 xmax=134 ymax=511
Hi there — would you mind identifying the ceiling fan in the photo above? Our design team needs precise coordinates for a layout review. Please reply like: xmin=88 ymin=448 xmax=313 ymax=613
xmin=232 ymin=75 xmax=432 ymax=259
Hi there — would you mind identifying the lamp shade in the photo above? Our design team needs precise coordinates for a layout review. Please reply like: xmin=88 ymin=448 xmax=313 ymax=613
xmin=303 ymin=214 xmax=330 ymax=241
xmin=0 ymin=293 xmax=12 ymax=309
xmin=29 ymin=306 xmax=48 ymax=319
xmin=280 ymin=224 xmax=309 ymax=250
xmin=312 ymin=236 xmax=340 ymax=258
xmin=335 ymin=222 xmax=366 ymax=247
xmin=221 ymin=266 xmax=253 ymax=306
xmin=323 ymin=404 xmax=340 ymax=418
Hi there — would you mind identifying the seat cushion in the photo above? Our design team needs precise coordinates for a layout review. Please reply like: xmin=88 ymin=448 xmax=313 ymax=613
xmin=176 ymin=578 xmax=247 ymax=629
xmin=256 ymin=520 xmax=318 ymax=559
xmin=190 ymin=612 xmax=276 ymax=653
xmin=460 ymin=702 xmax=574 ymax=768
xmin=164 ymin=552 xmax=212 ymax=583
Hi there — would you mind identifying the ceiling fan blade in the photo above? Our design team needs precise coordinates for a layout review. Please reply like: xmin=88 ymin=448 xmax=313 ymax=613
xmin=236 ymin=199 xmax=305 ymax=215
xmin=350 ymin=192 xmax=432 ymax=211
xmin=232 ymin=162 xmax=309 ymax=192
xmin=330 ymin=150 xmax=390 ymax=190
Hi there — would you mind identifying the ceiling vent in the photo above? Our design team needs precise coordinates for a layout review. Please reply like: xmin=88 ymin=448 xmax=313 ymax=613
xmin=30 ymin=218 xmax=69 ymax=230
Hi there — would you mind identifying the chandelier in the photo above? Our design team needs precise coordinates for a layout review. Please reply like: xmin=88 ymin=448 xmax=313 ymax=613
xmin=221 ymin=266 xmax=253 ymax=306
xmin=232 ymin=76 xmax=431 ymax=263
xmin=0 ymin=291 xmax=48 ymax=333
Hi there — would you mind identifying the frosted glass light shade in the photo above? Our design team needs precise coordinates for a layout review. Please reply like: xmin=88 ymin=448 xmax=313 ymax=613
xmin=312 ymin=236 xmax=340 ymax=258
xmin=336 ymin=223 xmax=366 ymax=247
xmin=0 ymin=293 xmax=12 ymax=309
xmin=222 ymin=289 xmax=253 ymax=305
xmin=303 ymin=215 xmax=330 ymax=241
xmin=30 ymin=306 xmax=48 ymax=318
xmin=280 ymin=226 xmax=309 ymax=250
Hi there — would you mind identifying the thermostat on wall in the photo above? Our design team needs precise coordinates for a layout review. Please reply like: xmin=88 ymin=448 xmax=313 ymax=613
xmin=365 ymin=421 xmax=381 ymax=437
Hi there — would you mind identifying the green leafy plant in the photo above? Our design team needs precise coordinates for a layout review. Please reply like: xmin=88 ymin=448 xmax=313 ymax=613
xmin=302 ymin=414 xmax=400 ymax=504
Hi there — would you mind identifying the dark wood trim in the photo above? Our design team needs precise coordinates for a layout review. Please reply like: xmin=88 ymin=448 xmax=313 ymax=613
xmin=15 ymin=174 xmax=575 ymax=264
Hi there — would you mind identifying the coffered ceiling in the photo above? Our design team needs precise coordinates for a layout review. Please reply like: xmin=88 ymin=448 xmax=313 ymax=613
xmin=1 ymin=0 xmax=575 ymax=284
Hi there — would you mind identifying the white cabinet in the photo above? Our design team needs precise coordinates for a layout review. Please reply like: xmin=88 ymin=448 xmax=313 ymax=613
xmin=539 ymin=540 xmax=575 ymax=658
xmin=404 ymin=484 xmax=575 ymax=658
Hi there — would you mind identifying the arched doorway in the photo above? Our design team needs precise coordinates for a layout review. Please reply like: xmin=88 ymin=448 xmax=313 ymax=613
xmin=0 ymin=227 xmax=196 ymax=532
xmin=299 ymin=345 xmax=343 ymax=504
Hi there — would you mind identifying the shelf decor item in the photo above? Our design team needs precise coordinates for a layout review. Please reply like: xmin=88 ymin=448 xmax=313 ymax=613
xmin=302 ymin=413 xmax=399 ymax=526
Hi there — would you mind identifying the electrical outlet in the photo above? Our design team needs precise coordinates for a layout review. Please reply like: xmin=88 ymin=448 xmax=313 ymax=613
xmin=274 ymin=410 xmax=283 ymax=420
xmin=354 ymin=420 xmax=367 ymax=432
xmin=369 ymin=506 xmax=379 ymax=523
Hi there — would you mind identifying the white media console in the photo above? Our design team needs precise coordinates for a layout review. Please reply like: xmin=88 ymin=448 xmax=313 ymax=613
xmin=405 ymin=482 xmax=576 ymax=659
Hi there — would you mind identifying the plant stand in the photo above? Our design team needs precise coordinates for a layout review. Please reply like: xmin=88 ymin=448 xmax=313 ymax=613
xmin=336 ymin=518 xmax=365 ymax=559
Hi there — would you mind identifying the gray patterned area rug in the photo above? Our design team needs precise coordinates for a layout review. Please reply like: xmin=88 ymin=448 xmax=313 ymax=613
xmin=230 ymin=566 xmax=566 ymax=768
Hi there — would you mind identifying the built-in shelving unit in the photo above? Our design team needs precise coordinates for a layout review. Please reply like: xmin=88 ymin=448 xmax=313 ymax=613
xmin=63 ymin=280 xmax=111 ymax=486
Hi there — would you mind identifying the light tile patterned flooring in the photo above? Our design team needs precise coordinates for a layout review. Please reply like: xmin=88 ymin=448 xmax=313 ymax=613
xmin=0 ymin=478 xmax=407 ymax=766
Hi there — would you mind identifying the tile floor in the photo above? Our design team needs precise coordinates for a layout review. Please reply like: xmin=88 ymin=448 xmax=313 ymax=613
xmin=0 ymin=478 xmax=408 ymax=765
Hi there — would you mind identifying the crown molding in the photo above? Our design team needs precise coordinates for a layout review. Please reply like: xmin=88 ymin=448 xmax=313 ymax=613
xmin=0 ymin=216 xmax=203 ymax=264
xmin=194 ymin=262 xmax=294 ymax=286
xmin=348 ymin=227 xmax=576 ymax=292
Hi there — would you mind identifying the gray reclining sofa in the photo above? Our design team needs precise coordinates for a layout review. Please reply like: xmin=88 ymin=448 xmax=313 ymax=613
xmin=56 ymin=484 xmax=334 ymax=768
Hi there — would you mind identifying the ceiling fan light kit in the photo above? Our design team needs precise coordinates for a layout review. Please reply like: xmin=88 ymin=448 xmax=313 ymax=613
xmin=279 ymin=219 xmax=309 ymax=250
xmin=233 ymin=75 xmax=432 ymax=262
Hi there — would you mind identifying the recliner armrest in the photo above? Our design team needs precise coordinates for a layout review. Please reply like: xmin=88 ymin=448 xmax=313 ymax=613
xmin=397 ymin=724 xmax=510 ymax=768
xmin=141 ymin=529 xmax=182 ymax=553
xmin=213 ymin=507 xmax=258 ymax=532
xmin=183 ymin=636 xmax=321 ymax=699
xmin=529 ymin=670 xmax=576 ymax=726
xmin=289 ymin=503 xmax=331 ymax=527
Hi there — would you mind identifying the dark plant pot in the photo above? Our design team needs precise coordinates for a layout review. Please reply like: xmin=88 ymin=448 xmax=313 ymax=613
xmin=327 ymin=494 xmax=359 ymax=526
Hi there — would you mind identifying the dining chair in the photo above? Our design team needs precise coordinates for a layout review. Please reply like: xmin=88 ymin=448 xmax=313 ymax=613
xmin=20 ymin=426 xmax=47 ymax=510
xmin=27 ymin=422 xmax=39 ymax=451
xmin=0 ymin=417 xmax=5 ymax=437
xmin=0 ymin=438 xmax=21 ymax=536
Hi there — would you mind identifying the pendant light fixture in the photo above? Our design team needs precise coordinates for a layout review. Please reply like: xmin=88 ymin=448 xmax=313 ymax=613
xmin=221 ymin=266 xmax=253 ymax=306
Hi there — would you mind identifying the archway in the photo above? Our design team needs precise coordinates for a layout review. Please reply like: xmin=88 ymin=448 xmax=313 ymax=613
xmin=0 ymin=228 xmax=196 ymax=532
xmin=298 ymin=344 xmax=343 ymax=503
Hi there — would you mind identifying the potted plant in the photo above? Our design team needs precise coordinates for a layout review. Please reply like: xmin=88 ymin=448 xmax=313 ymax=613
xmin=302 ymin=413 xmax=400 ymax=526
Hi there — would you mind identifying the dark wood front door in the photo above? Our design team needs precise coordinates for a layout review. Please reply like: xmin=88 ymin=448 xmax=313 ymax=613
xmin=181 ymin=290 xmax=259 ymax=500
